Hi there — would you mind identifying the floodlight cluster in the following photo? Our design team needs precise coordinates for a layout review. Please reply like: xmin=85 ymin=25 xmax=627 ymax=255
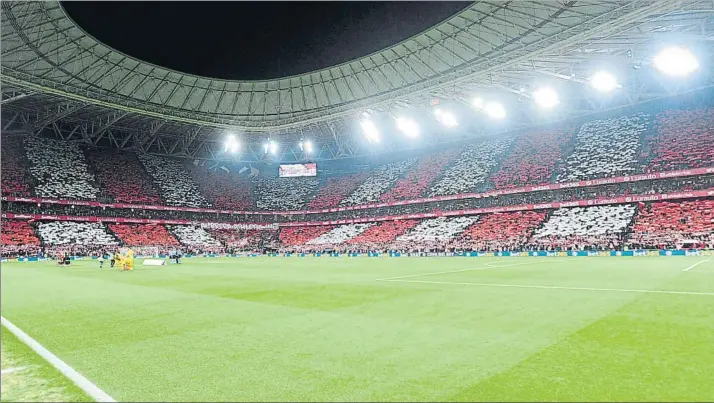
xmin=236 ymin=47 xmax=701 ymax=156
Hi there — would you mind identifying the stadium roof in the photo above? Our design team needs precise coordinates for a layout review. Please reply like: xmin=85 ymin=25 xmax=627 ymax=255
xmin=2 ymin=0 xmax=714 ymax=162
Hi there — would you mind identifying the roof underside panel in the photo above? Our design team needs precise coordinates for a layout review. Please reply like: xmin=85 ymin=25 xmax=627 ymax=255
xmin=2 ymin=0 xmax=714 ymax=131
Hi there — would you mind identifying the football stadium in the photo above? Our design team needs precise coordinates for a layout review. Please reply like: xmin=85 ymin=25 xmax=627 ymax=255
xmin=2 ymin=1 xmax=714 ymax=401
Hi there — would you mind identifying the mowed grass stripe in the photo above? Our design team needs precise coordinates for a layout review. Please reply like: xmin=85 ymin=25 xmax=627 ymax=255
xmin=2 ymin=257 xmax=713 ymax=401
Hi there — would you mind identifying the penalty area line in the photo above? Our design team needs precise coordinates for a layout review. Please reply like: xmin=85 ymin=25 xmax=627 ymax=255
xmin=682 ymin=259 xmax=710 ymax=272
xmin=377 ymin=279 xmax=714 ymax=296
xmin=0 ymin=316 xmax=116 ymax=402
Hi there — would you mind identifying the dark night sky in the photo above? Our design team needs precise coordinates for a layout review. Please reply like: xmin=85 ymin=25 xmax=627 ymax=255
xmin=62 ymin=1 xmax=469 ymax=80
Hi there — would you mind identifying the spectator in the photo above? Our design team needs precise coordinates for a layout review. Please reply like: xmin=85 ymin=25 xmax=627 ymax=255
xmin=138 ymin=154 xmax=211 ymax=208
xmin=253 ymin=176 xmax=319 ymax=211
xmin=340 ymin=158 xmax=417 ymax=206
xmin=429 ymin=138 xmax=512 ymax=196
xmin=25 ymin=137 xmax=99 ymax=199
xmin=647 ymin=108 xmax=714 ymax=172
xmin=558 ymin=113 xmax=650 ymax=182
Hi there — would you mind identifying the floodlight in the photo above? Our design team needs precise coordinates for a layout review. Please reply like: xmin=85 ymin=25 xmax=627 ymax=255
xmin=653 ymin=46 xmax=698 ymax=77
xmin=224 ymin=134 xmax=239 ymax=153
xmin=269 ymin=140 xmax=278 ymax=154
xmin=484 ymin=101 xmax=506 ymax=120
xmin=360 ymin=118 xmax=380 ymax=143
xmin=263 ymin=143 xmax=269 ymax=154
xmin=434 ymin=109 xmax=458 ymax=128
xmin=471 ymin=97 xmax=485 ymax=110
xmin=395 ymin=117 xmax=420 ymax=138
xmin=304 ymin=140 xmax=313 ymax=153
xmin=590 ymin=71 xmax=619 ymax=92
xmin=533 ymin=87 xmax=559 ymax=109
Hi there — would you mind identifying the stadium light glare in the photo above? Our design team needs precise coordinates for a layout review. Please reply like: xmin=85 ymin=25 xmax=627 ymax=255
xmin=471 ymin=97 xmax=485 ymax=110
xmin=269 ymin=140 xmax=278 ymax=155
xmin=224 ymin=134 xmax=239 ymax=153
xmin=263 ymin=143 xmax=269 ymax=154
xmin=304 ymin=140 xmax=313 ymax=153
xmin=395 ymin=117 xmax=420 ymax=138
xmin=533 ymin=87 xmax=560 ymax=109
xmin=360 ymin=118 xmax=380 ymax=143
xmin=434 ymin=108 xmax=458 ymax=128
xmin=653 ymin=46 xmax=699 ymax=77
xmin=589 ymin=71 xmax=619 ymax=92
xmin=484 ymin=102 xmax=506 ymax=120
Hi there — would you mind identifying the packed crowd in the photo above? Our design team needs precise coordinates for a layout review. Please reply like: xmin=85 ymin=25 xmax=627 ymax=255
xmin=187 ymin=164 xmax=254 ymax=210
xmin=304 ymin=223 xmax=376 ymax=247
xmin=138 ymin=154 xmax=211 ymax=208
xmin=491 ymin=128 xmax=574 ymax=189
xmin=380 ymin=148 xmax=460 ymax=202
xmin=254 ymin=176 xmax=319 ymax=211
xmin=307 ymin=172 xmax=369 ymax=209
xmin=646 ymin=108 xmax=714 ymax=172
xmin=24 ymin=137 xmax=99 ymax=199
xmin=4 ymin=175 xmax=713 ymax=227
xmin=527 ymin=205 xmax=636 ymax=250
xmin=456 ymin=211 xmax=549 ymax=252
xmin=36 ymin=221 xmax=119 ymax=246
xmin=340 ymin=158 xmax=417 ymax=206
xmin=392 ymin=216 xmax=480 ymax=250
xmin=1 ymin=220 xmax=41 ymax=257
xmin=628 ymin=200 xmax=714 ymax=249
xmin=429 ymin=138 xmax=513 ymax=196
xmin=279 ymin=226 xmax=335 ymax=247
xmin=557 ymin=113 xmax=650 ymax=182
xmin=165 ymin=224 xmax=222 ymax=250
xmin=108 ymin=223 xmax=180 ymax=247
xmin=87 ymin=149 xmax=162 ymax=204
xmin=1 ymin=136 xmax=31 ymax=196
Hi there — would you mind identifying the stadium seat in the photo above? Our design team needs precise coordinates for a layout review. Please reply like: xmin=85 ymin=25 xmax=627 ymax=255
xmin=24 ymin=137 xmax=99 ymax=200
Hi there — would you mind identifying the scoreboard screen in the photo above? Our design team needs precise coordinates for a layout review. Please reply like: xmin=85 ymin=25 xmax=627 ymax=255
xmin=279 ymin=163 xmax=317 ymax=177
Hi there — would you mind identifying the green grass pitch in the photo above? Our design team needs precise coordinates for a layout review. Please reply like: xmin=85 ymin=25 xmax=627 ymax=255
xmin=2 ymin=256 xmax=713 ymax=402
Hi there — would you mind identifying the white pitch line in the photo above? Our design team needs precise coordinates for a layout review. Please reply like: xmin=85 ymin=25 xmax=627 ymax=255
xmin=1 ymin=366 xmax=27 ymax=375
xmin=682 ymin=259 xmax=710 ymax=272
xmin=377 ymin=279 xmax=714 ymax=296
xmin=1 ymin=316 xmax=116 ymax=402
xmin=376 ymin=259 xmax=561 ymax=281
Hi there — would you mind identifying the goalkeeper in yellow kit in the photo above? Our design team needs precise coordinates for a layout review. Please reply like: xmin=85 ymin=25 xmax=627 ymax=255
xmin=124 ymin=248 xmax=135 ymax=271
